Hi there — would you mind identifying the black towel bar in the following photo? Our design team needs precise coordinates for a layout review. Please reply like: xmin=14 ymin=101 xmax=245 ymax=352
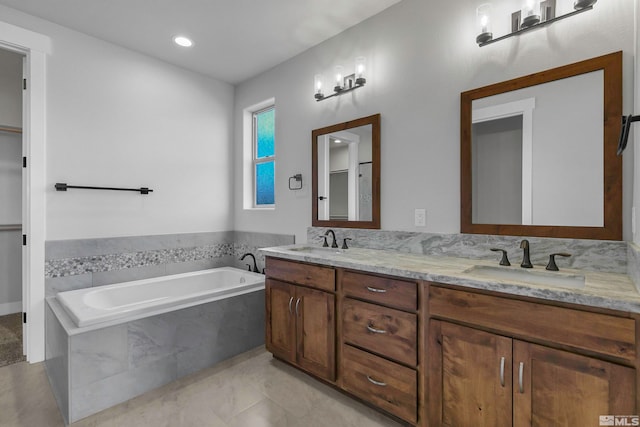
xmin=54 ymin=183 xmax=153 ymax=194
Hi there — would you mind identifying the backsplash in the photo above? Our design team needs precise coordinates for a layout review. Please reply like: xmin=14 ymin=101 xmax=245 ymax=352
xmin=45 ymin=231 xmax=294 ymax=296
xmin=629 ymin=243 xmax=640 ymax=293
xmin=307 ymin=227 xmax=628 ymax=275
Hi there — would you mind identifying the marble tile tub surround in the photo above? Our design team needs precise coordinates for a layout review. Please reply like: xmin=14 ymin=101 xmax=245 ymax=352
xmin=45 ymin=288 xmax=265 ymax=423
xmin=44 ymin=231 xmax=294 ymax=296
xmin=308 ymin=227 xmax=628 ymax=274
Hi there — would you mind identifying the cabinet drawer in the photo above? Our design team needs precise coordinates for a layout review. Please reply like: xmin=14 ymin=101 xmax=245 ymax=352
xmin=342 ymin=344 xmax=417 ymax=424
xmin=342 ymin=270 xmax=417 ymax=311
xmin=343 ymin=298 xmax=417 ymax=366
xmin=429 ymin=286 xmax=636 ymax=361
xmin=265 ymin=257 xmax=335 ymax=292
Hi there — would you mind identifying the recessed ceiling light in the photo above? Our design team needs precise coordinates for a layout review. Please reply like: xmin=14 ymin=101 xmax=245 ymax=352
xmin=173 ymin=36 xmax=193 ymax=47
xmin=334 ymin=139 xmax=342 ymax=143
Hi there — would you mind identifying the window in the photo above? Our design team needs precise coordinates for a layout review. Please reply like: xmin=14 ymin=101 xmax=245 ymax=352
xmin=253 ymin=106 xmax=275 ymax=206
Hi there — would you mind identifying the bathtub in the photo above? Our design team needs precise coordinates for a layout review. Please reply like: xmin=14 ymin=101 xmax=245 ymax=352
xmin=47 ymin=266 xmax=266 ymax=423
xmin=57 ymin=267 xmax=265 ymax=327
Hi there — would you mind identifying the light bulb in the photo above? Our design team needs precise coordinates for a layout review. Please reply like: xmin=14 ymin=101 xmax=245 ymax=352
xmin=355 ymin=57 xmax=366 ymax=85
xmin=314 ymin=74 xmax=324 ymax=100
xmin=521 ymin=0 xmax=540 ymax=27
xmin=476 ymin=4 xmax=493 ymax=45
xmin=334 ymin=65 xmax=344 ymax=92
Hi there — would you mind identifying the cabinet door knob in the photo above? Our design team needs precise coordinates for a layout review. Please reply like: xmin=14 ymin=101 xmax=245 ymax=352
xmin=366 ymin=376 xmax=387 ymax=387
xmin=295 ymin=298 xmax=301 ymax=316
xmin=288 ymin=297 xmax=294 ymax=315
xmin=518 ymin=362 xmax=525 ymax=393
xmin=500 ymin=357 xmax=505 ymax=387
xmin=366 ymin=286 xmax=387 ymax=293
xmin=366 ymin=324 xmax=387 ymax=334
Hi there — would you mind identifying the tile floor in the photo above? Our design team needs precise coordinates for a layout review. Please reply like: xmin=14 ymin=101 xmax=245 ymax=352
xmin=0 ymin=313 xmax=25 ymax=368
xmin=0 ymin=346 xmax=405 ymax=426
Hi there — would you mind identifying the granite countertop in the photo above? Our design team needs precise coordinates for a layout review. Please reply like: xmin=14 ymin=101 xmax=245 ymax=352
xmin=260 ymin=244 xmax=640 ymax=314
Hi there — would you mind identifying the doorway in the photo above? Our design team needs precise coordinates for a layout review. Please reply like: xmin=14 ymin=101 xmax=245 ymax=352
xmin=0 ymin=47 xmax=25 ymax=367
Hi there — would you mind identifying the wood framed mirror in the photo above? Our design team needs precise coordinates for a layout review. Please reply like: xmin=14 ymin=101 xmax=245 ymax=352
xmin=461 ymin=52 xmax=622 ymax=240
xmin=312 ymin=114 xmax=381 ymax=229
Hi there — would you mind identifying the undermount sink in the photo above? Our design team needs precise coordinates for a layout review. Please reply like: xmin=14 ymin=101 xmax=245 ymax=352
xmin=464 ymin=265 xmax=585 ymax=289
xmin=288 ymin=246 xmax=343 ymax=256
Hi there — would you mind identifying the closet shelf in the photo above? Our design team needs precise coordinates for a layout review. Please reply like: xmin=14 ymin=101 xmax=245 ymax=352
xmin=0 ymin=126 xmax=22 ymax=134
xmin=0 ymin=224 xmax=22 ymax=231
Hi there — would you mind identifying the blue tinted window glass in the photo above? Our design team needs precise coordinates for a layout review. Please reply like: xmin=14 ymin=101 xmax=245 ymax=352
xmin=256 ymin=161 xmax=275 ymax=205
xmin=256 ymin=108 xmax=275 ymax=159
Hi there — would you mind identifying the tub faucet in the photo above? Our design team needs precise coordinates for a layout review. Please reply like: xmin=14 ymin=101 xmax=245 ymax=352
xmin=240 ymin=253 xmax=259 ymax=273
xmin=520 ymin=240 xmax=533 ymax=268
xmin=324 ymin=229 xmax=338 ymax=248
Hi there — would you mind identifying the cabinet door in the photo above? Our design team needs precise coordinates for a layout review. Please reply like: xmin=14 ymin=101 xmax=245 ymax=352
xmin=295 ymin=286 xmax=336 ymax=381
xmin=265 ymin=279 xmax=296 ymax=363
xmin=513 ymin=341 xmax=636 ymax=427
xmin=429 ymin=321 xmax=512 ymax=427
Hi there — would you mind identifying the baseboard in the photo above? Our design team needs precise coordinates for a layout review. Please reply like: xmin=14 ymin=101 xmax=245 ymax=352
xmin=0 ymin=301 xmax=22 ymax=316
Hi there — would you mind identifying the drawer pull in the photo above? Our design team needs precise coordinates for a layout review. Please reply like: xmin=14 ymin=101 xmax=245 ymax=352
xmin=499 ymin=357 xmax=505 ymax=387
xmin=366 ymin=286 xmax=387 ymax=294
xmin=288 ymin=297 xmax=294 ymax=314
xmin=295 ymin=298 xmax=301 ymax=316
xmin=518 ymin=362 xmax=524 ymax=394
xmin=366 ymin=324 xmax=387 ymax=334
xmin=366 ymin=375 xmax=387 ymax=387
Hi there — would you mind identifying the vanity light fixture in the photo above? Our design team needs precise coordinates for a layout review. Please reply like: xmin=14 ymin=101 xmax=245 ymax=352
xmin=334 ymin=65 xmax=344 ymax=92
xmin=574 ymin=0 xmax=597 ymax=8
xmin=477 ymin=0 xmax=597 ymax=47
xmin=476 ymin=4 xmax=493 ymax=44
xmin=314 ymin=57 xmax=367 ymax=102
xmin=173 ymin=36 xmax=193 ymax=47
xmin=520 ymin=0 xmax=541 ymax=28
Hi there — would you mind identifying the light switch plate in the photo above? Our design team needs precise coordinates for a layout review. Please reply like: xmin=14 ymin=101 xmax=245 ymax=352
xmin=415 ymin=209 xmax=426 ymax=227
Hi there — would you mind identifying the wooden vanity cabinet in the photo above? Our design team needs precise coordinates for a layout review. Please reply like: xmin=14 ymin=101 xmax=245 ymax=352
xmin=265 ymin=256 xmax=638 ymax=427
xmin=265 ymin=258 xmax=336 ymax=382
xmin=339 ymin=270 xmax=420 ymax=424
xmin=428 ymin=285 xmax=637 ymax=427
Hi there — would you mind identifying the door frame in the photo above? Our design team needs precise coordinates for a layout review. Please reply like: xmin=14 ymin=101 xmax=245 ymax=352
xmin=0 ymin=20 xmax=49 ymax=363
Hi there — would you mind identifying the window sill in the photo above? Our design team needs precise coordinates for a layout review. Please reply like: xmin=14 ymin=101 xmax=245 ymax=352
xmin=245 ymin=206 xmax=275 ymax=211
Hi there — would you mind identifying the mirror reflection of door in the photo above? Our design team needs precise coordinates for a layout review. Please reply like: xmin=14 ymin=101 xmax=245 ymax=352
xmin=317 ymin=125 xmax=372 ymax=221
xmin=470 ymin=70 xmax=604 ymax=228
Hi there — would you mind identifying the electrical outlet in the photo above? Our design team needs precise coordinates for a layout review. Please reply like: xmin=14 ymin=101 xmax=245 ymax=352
xmin=415 ymin=209 xmax=426 ymax=227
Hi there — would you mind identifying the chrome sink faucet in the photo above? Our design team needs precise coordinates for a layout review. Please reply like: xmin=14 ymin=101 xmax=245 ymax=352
xmin=520 ymin=240 xmax=533 ymax=268
xmin=324 ymin=229 xmax=338 ymax=248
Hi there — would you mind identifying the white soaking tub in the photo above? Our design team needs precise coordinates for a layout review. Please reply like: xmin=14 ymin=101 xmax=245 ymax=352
xmin=57 ymin=267 xmax=265 ymax=327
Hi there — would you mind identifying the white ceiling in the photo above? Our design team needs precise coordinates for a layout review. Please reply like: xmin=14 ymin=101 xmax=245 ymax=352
xmin=0 ymin=0 xmax=402 ymax=84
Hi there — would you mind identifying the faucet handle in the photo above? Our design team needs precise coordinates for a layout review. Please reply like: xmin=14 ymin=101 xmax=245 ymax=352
xmin=245 ymin=263 xmax=252 ymax=272
xmin=320 ymin=236 xmax=329 ymax=247
xmin=342 ymin=238 xmax=352 ymax=250
xmin=546 ymin=253 xmax=571 ymax=271
xmin=490 ymin=248 xmax=511 ymax=266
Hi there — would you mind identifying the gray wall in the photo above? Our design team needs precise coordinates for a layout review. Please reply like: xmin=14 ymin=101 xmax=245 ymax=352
xmin=233 ymin=0 xmax=634 ymax=243
xmin=0 ymin=4 xmax=236 ymax=241
xmin=0 ymin=48 xmax=23 ymax=314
